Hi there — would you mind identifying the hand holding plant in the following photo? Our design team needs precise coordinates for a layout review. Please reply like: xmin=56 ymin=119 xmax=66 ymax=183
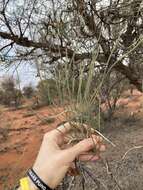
xmin=30 ymin=122 xmax=106 ymax=189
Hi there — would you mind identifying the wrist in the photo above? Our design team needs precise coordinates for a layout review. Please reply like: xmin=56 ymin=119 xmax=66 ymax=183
xmin=27 ymin=176 xmax=38 ymax=190
xmin=28 ymin=168 xmax=54 ymax=189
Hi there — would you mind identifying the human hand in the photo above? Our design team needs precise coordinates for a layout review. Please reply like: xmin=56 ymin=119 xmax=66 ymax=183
xmin=29 ymin=122 xmax=106 ymax=189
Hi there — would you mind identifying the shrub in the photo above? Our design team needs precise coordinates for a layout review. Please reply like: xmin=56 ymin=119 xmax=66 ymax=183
xmin=0 ymin=77 xmax=22 ymax=108
xmin=0 ymin=90 xmax=4 ymax=104
xmin=23 ymin=85 xmax=34 ymax=98
xmin=100 ymin=72 xmax=129 ymax=121
xmin=13 ymin=89 xmax=23 ymax=108
xmin=37 ymin=79 xmax=58 ymax=105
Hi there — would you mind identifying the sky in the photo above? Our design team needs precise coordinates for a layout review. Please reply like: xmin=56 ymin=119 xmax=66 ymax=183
xmin=0 ymin=0 xmax=111 ymax=88
xmin=0 ymin=63 xmax=39 ymax=88
xmin=0 ymin=0 xmax=50 ymax=89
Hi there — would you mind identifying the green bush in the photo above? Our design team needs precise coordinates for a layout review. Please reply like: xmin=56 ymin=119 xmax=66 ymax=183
xmin=0 ymin=77 xmax=22 ymax=108
xmin=23 ymin=85 xmax=34 ymax=98
xmin=37 ymin=79 xmax=58 ymax=105
xmin=0 ymin=90 xmax=4 ymax=104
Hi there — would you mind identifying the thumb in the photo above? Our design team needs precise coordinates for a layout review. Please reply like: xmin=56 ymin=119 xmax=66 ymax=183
xmin=67 ymin=137 xmax=98 ymax=159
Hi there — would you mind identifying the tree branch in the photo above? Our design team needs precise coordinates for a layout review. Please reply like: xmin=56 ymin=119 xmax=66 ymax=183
xmin=0 ymin=31 xmax=106 ymax=63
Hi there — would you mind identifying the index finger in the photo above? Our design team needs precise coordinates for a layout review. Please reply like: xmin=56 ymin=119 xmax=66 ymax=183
xmin=53 ymin=122 xmax=72 ymax=137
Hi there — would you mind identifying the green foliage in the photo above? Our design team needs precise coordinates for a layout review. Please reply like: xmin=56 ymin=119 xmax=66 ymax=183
xmin=23 ymin=85 xmax=34 ymax=98
xmin=48 ymin=59 xmax=104 ymax=131
xmin=0 ymin=77 xmax=22 ymax=108
xmin=54 ymin=63 xmax=95 ymax=104
xmin=14 ymin=90 xmax=23 ymax=108
xmin=0 ymin=90 xmax=4 ymax=103
xmin=37 ymin=79 xmax=58 ymax=105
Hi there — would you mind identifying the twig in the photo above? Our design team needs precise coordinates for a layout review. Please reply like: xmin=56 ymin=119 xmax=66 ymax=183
xmin=94 ymin=129 xmax=116 ymax=147
xmin=104 ymin=159 xmax=123 ymax=190
xmin=82 ymin=165 xmax=108 ymax=190
xmin=121 ymin=145 xmax=143 ymax=160
xmin=67 ymin=176 xmax=75 ymax=190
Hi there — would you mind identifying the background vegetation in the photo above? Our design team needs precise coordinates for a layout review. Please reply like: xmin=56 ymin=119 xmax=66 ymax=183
xmin=0 ymin=0 xmax=143 ymax=189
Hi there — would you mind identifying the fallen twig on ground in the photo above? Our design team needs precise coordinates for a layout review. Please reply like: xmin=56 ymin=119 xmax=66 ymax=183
xmin=121 ymin=145 xmax=143 ymax=160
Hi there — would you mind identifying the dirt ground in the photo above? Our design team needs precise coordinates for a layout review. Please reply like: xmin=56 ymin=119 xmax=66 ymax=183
xmin=0 ymin=90 xmax=143 ymax=190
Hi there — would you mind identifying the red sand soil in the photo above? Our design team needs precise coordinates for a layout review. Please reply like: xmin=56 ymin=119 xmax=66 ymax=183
xmin=0 ymin=89 xmax=143 ymax=189
xmin=0 ymin=105 xmax=64 ymax=189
